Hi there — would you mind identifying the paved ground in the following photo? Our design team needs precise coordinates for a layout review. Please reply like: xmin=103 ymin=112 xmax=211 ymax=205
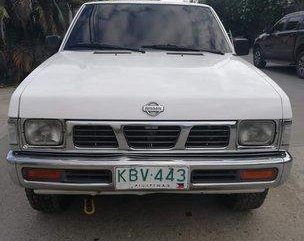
xmin=1 ymin=55 xmax=304 ymax=241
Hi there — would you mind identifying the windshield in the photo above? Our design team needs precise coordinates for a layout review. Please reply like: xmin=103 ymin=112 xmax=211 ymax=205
xmin=64 ymin=3 xmax=231 ymax=53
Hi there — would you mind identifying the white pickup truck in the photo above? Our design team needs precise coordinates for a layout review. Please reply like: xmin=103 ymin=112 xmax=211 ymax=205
xmin=7 ymin=1 xmax=293 ymax=213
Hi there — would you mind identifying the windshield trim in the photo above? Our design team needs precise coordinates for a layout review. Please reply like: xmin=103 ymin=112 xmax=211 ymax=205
xmin=60 ymin=3 xmax=234 ymax=54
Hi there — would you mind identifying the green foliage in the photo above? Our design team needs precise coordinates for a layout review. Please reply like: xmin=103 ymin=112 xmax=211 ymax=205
xmin=0 ymin=0 xmax=86 ymax=86
xmin=201 ymin=0 xmax=302 ymax=41
xmin=0 ymin=4 xmax=9 ymax=44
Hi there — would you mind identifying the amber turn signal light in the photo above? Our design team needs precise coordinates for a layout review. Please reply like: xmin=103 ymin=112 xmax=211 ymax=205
xmin=240 ymin=168 xmax=278 ymax=182
xmin=22 ymin=168 xmax=62 ymax=182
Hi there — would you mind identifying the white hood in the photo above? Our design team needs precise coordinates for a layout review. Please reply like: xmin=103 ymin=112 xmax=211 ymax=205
xmin=10 ymin=51 xmax=291 ymax=120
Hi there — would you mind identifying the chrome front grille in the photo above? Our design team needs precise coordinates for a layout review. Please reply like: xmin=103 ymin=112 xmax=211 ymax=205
xmin=186 ymin=125 xmax=230 ymax=148
xmin=123 ymin=125 xmax=181 ymax=149
xmin=66 ymin=121 xmax=236 ymax=151
xmin=73 ymin=125 xmax=118 ymax=148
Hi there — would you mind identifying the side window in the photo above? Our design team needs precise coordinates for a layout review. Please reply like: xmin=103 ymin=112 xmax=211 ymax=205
xmin=272 ymin=18 xmax=287 ymax=33
xmin=285 ymin=16 xmax=302 ymax=31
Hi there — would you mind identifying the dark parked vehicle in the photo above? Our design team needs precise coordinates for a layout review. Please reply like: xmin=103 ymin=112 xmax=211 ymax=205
xmin=254 ymin=11 xmax=304 ymax=78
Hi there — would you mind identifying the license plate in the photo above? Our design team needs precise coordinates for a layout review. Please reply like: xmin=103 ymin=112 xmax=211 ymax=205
xmin=115 ymin=166 xmax=189 ymax=190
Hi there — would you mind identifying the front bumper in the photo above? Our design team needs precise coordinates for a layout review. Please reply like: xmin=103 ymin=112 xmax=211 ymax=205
xmin=7 ymin=151 xmax=292 ymax=195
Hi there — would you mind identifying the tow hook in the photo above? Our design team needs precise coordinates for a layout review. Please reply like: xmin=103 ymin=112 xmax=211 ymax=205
xmin=84 ymin=196 xmax=96 ymax=215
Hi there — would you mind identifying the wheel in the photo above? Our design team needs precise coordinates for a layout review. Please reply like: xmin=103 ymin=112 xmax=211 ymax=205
xmin=223 ymin=189 xmax=268 ymax=211
xmin=253 ymin=47 xmax=267 ymax=68
xmin=296 ymin=51 xmax=304 ymax=79
xmin=25 ymin=189 xmax=72 ymax=213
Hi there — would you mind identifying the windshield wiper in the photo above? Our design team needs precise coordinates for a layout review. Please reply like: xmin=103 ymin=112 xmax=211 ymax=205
xmin=141 ymin=44 xmax=202 ymax=52
xmin=67 ymin=43 xmax=145 ymax=53
xmin=142 ymin=44 xmax=225 ymax=55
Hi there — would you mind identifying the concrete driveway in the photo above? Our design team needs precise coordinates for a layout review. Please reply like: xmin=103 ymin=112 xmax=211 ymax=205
xmin=0 ymin=56 xmax=304 ymax=241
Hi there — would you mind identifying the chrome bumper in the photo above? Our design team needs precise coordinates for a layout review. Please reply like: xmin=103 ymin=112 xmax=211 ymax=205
xmin=6 ymin=151 xmax=292 ymax=195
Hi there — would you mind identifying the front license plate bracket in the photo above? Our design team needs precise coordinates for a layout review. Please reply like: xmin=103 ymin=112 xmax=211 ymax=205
xmin=115 ymin=166 xmax=189 ymax=190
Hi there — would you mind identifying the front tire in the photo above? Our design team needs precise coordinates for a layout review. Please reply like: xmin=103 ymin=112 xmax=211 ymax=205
xmin=296 ymin=51 xmax=304 ymax=79
xmin=25 ymin=189 xmax=72 ymax=213
xmin=224 ymin=189 xmax=268 ymax=211
xmin=253 ymin=47 xmax=267 ymax=68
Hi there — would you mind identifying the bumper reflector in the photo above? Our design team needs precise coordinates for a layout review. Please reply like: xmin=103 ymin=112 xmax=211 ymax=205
xmin=23 ymin=168 xmax=62 ymax=182
xmin=240 ymin=168 xmax=278 ymax=182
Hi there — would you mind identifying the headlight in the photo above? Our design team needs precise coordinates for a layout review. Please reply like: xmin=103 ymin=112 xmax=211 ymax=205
xmin=24 ymin=120 xmax=63 ymax=146
xmin=238 ymin=121 xmax=276 ymax=146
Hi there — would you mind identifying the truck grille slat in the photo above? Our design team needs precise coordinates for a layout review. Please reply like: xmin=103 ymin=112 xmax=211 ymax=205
xmin=73 ymin=125 xmax=118 ymax=148
xmin=127 ymin=137 xmax=177 ymax=141
xmin=187 ymin=141 xmax=228 ymax=144
xmin=74 ymin=134 xmax=115 ymax=138
xmin=191 ymin=130 xmax=229 ymax=133
xmin=188 ymin=135 xmax=228 ymax=138
xmin=124 ymin=126 xmax=181 ymax=149
xmin=186 ymin=125 xmax=230 ymax=148
xmin=124 ymin=129 xmax=180 ymax=133
xmin=127 ymin=141 xmax=177 ymax=144
xmin=74 ymin=141 xmax=118 ymax=144
xmin=74 ymin=129 xmax=114 ymax=133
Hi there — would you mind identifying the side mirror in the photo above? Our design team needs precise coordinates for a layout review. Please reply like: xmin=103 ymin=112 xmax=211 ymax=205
xmin=233 ymin=38 xmax=250 ymax=56
xmin=46 ymin=35 xmax=62 ymax=52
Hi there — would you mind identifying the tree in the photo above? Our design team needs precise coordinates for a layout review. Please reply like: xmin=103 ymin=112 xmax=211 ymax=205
xmin=0 ymin=0 xmax=85 ymax=86
xmin=292 ymin=0 xmax=304 ymax=10
xmin=201 ymin=0 xmax=290 ymax=41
